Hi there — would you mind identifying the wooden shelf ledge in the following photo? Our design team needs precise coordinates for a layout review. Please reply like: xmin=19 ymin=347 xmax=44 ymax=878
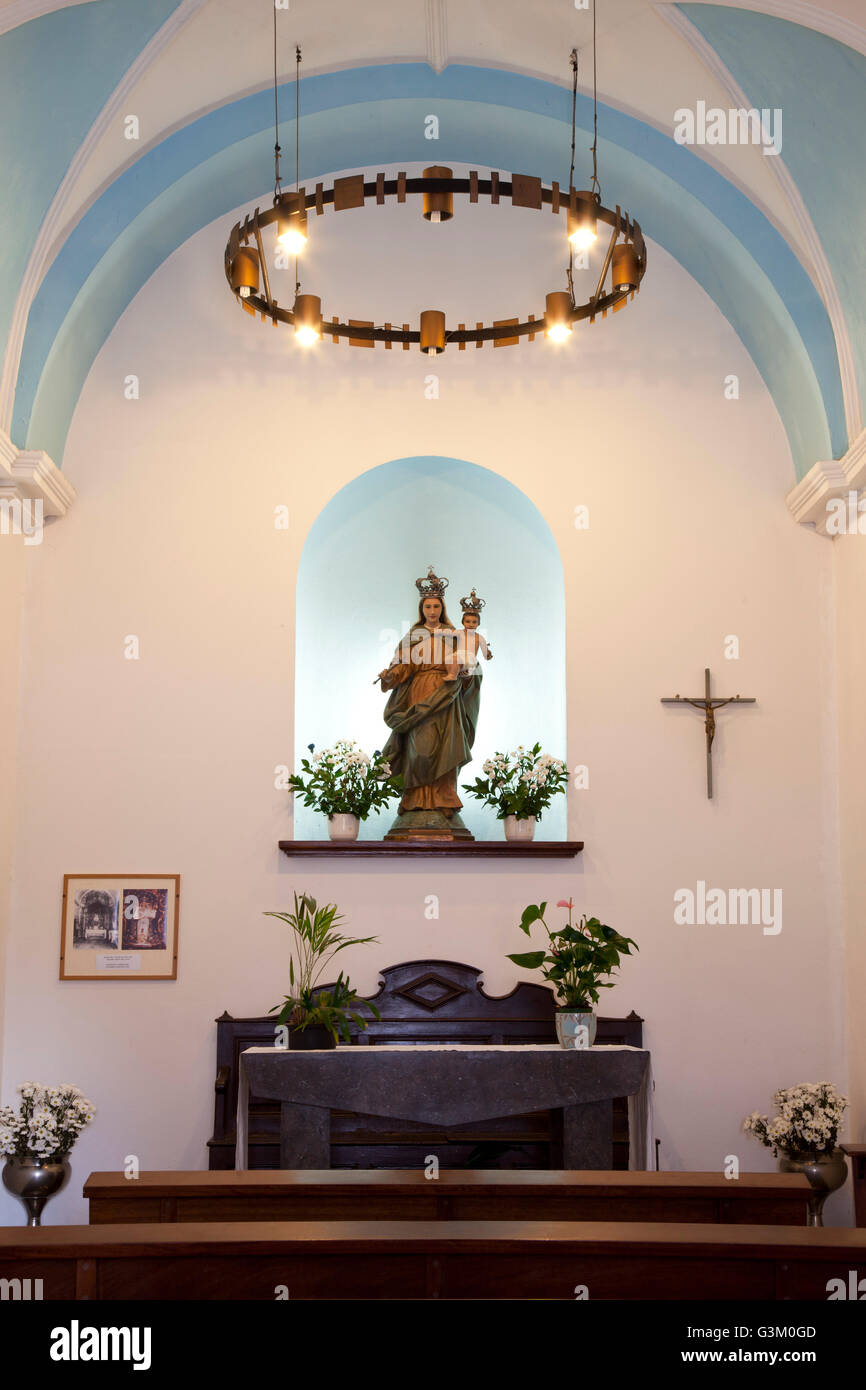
xmin=279 ymin=840 xmax=583 ymax=858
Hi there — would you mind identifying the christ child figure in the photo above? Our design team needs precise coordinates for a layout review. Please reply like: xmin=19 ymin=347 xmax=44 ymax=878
xmin=458 ymin=589 xmax=492 ymax=671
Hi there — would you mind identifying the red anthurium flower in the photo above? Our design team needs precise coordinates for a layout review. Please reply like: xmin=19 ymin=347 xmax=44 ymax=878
xmin=557 ymin=899 xmax=573 ymax=910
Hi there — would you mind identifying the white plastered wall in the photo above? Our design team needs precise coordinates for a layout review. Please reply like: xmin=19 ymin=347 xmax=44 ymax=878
xmin=0 ymin=536 xmax=26 ymax=1095
xmin=835 ymin=533 xmax=866 ymax=1148
xmin=0 ymin=192 xmax=851 ymax=1222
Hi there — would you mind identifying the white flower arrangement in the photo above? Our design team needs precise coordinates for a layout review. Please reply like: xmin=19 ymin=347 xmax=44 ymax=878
xmin=289 ymin=740 xmax=401 ymax=818
xmin=0 ymin=1082 xmax=95 ymax=1162
xmin=743 ymin=1082 xmax=847 ymax=1160
xmin=467 ymin=743 xmax=568 ymax=821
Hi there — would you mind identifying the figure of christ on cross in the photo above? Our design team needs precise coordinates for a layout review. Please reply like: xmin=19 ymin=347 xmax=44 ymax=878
xmin=661 ymin=667 xmax=756 ymax=799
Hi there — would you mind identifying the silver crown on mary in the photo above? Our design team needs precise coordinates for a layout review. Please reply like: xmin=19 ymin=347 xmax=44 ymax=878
xmin=416 ymin=565 xmax=449 ymax=599
xmin=460 ymin=588 xmax=486 ymax=615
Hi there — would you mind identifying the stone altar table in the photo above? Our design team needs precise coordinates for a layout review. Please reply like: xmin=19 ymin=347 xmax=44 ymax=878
xmin=236 ymin=1044 xmax=652 ymax=1171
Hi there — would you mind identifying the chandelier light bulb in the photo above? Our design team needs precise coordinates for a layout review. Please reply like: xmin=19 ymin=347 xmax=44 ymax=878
xmin=568 ymin=224 xmax=597 ymax=251
xmin=419 ymin=309 xmax=446 ymax=355
xmin=567 ymin=193 xmax=598 ymax=252
xmin=275 ymin=195 xmax=308 ymax=256
xmin=229 ymin=244 xmax=259 ymax=300
xmin=545 ymin=291 xmax=573 ymax=343
xmin=293 ymin=293 xmax=322 ymax=346
xmin=277 ymin=225 xmax=308 ymax=255
xmin=611 ymin=243 xmax=640 ymax=293
xmin=422 ymin=166 xmax=454 ymax=223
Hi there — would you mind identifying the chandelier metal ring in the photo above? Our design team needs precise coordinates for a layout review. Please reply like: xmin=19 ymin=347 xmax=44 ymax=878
xmin=224 ymin=171 xmax=647 ymax=351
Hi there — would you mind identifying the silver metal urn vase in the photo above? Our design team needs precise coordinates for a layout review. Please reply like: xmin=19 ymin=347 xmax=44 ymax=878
xmin=2 ymin=1154 xmax=71 ymax=1226
xmin=778 ymin=1149 xmax=848 ymax=1227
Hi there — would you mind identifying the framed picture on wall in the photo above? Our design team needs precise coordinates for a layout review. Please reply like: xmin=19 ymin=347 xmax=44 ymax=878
xmin=60 ymin=875 xmax=180 ymax=980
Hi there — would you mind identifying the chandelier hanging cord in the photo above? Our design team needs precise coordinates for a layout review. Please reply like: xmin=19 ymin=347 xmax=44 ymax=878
xmin=567 ymin=47 xmax=578 ymax=307
xmin=569 ymin=48 xmax=578 ymax=195
xmin=295 ymin=46 xmax=301 ymax=192
xmin=294 ymin=44 xmax=301 ymax=300
xmin=591 ymin=0 xmax=601 ymax=202
xmin=272 ymin=3 xmax=281 ymax=199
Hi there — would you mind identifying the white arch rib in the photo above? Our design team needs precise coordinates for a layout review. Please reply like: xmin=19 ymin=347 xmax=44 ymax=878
xmin=0 ymin=0 xmax=208 ymax=434
xmin=655 ymin=1 xmax=862 ymax=444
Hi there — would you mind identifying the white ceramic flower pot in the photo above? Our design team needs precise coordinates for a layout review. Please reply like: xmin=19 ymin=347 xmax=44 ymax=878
xmin=504 ymin=815 xmax=536 ymax=842
xmin=328 ymin=813 xmax=360 ymax=842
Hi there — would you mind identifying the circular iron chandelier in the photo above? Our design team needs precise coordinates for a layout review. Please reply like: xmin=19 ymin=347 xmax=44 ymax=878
xmin=225 ymin=25 xmax=647 ymax=353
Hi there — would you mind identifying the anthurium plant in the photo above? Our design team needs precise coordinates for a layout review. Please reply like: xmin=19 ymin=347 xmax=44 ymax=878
xmin=266 ymin=893 xmax=381 ymax=1041
xmin=507 ymin=898 xmax=638 ymax=1009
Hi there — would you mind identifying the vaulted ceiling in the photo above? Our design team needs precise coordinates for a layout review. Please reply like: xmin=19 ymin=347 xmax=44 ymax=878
xmin=1 ymin=0 xmax=864 ymax=482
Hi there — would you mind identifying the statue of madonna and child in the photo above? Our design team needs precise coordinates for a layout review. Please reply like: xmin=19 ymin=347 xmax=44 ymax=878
xmin=377 ymin=566 xmax=492 ymax=841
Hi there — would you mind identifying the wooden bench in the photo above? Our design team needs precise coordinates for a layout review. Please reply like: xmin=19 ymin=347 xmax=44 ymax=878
xmin=209 ymin=959 xmax=644 ymax=1171
xmin=844 ymin=1144 xmax=866 ymax=1227
xmin=3 ymin=1219 xmax=863 ymax=1300
xmin=85 ymin=1168 xmax=811 ymax=1226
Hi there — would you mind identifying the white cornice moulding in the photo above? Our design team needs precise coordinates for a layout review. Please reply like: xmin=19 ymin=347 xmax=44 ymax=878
xmin=0 ymin=429 xmax=76 ymax=518
xmin=787 ymin=430 xmax=866 ymax=536
xmin=425 ymin=0 xmax=448 ymax=73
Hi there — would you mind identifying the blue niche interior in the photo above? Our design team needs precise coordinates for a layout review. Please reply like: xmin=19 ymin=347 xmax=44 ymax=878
xmin=294 ymin=455 xmax=567 ymax=840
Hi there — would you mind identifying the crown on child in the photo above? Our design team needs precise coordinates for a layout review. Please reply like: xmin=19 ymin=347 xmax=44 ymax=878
xmin=416 ymin=566 xmax=449 ymax=599
xmin=460 ymin=588 xmax=486 ymax=615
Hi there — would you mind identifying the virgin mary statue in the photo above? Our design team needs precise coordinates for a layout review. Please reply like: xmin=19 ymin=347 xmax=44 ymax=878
xmin=377 ymin=567 xmax=482 ymax=841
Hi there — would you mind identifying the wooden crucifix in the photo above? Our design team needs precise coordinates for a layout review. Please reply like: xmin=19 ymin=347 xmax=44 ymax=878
xmin=661 ymin=667 xmax=756 ymax=799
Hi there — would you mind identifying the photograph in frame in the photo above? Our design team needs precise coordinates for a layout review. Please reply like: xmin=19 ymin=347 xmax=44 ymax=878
xmin=60 ymin=875 xmax=180 ymax=980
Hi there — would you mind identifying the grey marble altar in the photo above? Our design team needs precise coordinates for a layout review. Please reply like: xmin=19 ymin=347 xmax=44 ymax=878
xmin=236 ymin=1044 xmax=651 ymax=1171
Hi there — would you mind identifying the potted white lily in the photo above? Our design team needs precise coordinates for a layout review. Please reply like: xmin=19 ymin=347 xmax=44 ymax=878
xmin=289 ymin=739 xmax=402 ymax=840
xmin=462 ymin=742 xmax=568 ymax=841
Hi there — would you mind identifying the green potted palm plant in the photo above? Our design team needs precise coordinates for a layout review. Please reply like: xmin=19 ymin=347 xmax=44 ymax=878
xmin=265 ymin=893 xmax=381 ymax=1048
xmin=507 ymin=898 xmax=638 ymax=1047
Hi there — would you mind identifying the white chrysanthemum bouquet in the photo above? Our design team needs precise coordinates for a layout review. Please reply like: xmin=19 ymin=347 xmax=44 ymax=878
xmin=743 ymin=1082 xmax=847 ymax=1160
xmin=0 ymin=1082 xmax=95 ymax=1162
xmin=463 ymin=742 xmax=568 ymax=821
xmin=289 ymin=740 xmax=402 ymax=818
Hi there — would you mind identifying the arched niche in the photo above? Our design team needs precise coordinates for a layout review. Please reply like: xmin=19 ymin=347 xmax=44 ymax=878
xmin=294 ymin=455 xmax=567 ymax=840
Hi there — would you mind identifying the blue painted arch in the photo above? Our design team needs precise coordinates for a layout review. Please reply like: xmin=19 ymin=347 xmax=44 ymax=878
xmin=0 ymin=0 xmax=183 ymax=370
xmin=13 ymin=63 xmax=847 ymax=478
xmin=681 ymin=5 xmax=866 ymax=426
